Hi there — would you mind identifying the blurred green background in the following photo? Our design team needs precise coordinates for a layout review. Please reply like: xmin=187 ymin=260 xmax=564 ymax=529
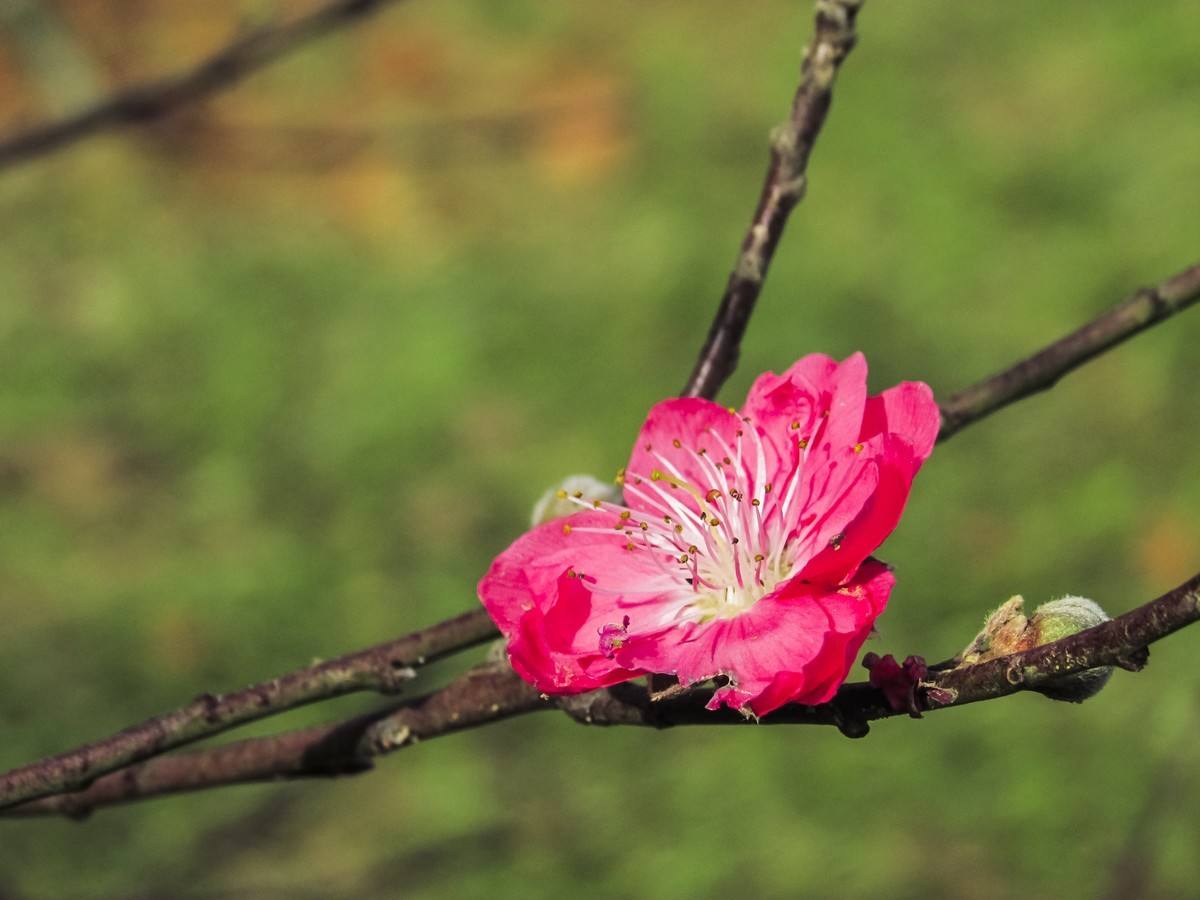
xmin=1 ymin=1 xmax=1198 ymax=897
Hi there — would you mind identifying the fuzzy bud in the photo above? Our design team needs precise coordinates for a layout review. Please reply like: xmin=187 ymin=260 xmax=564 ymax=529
xmin=958 ymin=594 xmax=1113 ymax=703
xmin=1028 ymin=596 xmax=1113 ymax=702
xmin=530 ymin=475 xmax=623 ymax=527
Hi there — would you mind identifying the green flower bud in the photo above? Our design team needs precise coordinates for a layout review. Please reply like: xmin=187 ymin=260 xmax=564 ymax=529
xmin=1028 ymin=596 xmax=1113 ymax=702
xmin=530 ymin=474 xmax=622 ymax=527
xmin=958 ymin=594 xmax=1113 ymax=703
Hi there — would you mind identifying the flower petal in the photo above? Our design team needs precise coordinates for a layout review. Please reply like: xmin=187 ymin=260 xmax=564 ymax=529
xmin=478 ymin=509 xmax=684 ymax=692
xmin=615 ymin=560 xmax=895 ymax=716
xmin=860 ymin=380 xmax=940 ymax=462
xmin=625 ymin=397 xmax=747 ymax=517
xmin=743 ymin=352 xmax=869 ymax=455
xmin=797 ymin=435 xmax=921 ymax=585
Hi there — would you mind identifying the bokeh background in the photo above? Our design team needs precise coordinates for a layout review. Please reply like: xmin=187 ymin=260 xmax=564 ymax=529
xmin=2 ymin=1 xmax=1198 ymax=897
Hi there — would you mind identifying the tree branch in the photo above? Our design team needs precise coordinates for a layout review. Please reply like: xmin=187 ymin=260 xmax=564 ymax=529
xmin=9 ymin=571 xmax=1196 ymax=817
xmin=0 ymin=0 xmax=410 ymax=171
xmin=4 ymin=0 xmax=1200 ymax=821
xmin=938 ymin=261 xmax=1200 ymax=441
xmin=682 ymin=0 xmax=863 ymax=400
xmin=0 ymin=609 xmax=497 ymax=811
xmin=4 ymin=251 xmax=1199 ymax=815
xmin=1 ymin=0 xmax=870 ymax=815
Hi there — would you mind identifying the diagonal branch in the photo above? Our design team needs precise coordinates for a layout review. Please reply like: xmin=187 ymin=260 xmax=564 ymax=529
xmin=682 ymin=0 xmax=863 ymax=400
xmin=0 ymin=0 xmax=411 ymax=171
xmin=938 ymin=261 xmax=1200 ymax=441
xmin=8 ymin=571 xmax=1196 ymax=817
xmin=0 ymin=609 xmax=497 ymax=811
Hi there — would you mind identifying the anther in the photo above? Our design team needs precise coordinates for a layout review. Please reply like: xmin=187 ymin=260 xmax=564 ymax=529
xmin=751 ymin=498 xmax=760 ymax=507
xmin=562 ymin=524 xmax=572 ymax=535
xmin=640 ymin=522 xmax=649 ymax=531
xmin=672 ymin=439 xmax=682 ymax=448
xmin=790 ymin=421 xmax=801 ymax=430
xmin=754 ymin=554 xmax=765 ymax=562
xmin=573 ymin=490 xmax=583 ymax=498
xmin=853 ymin=443 xmax=864 ymax=454
xmin=678 ymin=554 xmax=689 ymax=564
xmin=651 ymin=469 xmax=663 ymax=481
xmin=764 ymin=483 xmax=773 ymax=492
xmin=705 ymin=489 xmax=721 ymax=503
xmin=798 ymin=438 xmax=809 ymax=449
xmin=709 ymin=517 xmax=721 ymax=527
xmin=555 ymin=489 xmax=568 ymax=499
xmin=619 ymin=510 xmax=631 ymax=520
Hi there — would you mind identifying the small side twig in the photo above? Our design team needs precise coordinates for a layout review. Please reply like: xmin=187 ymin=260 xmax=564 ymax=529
xmin=0 ymin=0 xmax=411 ymax=171
xmin=682 ymin=0 xmax=864 ymax=400
xmin=0 ymin=609 xmax=497 ymax=811
xmin=938 ymin=261 xmax=1200 ymax=441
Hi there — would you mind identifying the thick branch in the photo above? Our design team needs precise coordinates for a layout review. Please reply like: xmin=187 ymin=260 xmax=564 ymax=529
xmin=9 ymin=572 xmax=1196 ymax=817
xmin=5 ymin=661 xmax=546 ymax=818
xmin=0 ymin=609 xmax=497 ymax=811
xmin=0 ymin=0 xmax=409 ymax=170
xmin=682 ymin=0 xmax=863 ymax=400
xmin=938 ymin=261 xmax=1200 ymax=441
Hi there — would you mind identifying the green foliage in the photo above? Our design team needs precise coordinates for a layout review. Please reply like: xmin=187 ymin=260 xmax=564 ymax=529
xmin=1 ymin=1 xmax=1198 ymax=897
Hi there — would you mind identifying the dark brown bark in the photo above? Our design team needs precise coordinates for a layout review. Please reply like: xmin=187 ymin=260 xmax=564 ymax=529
xmin=682 ymin=0 xmax=863 ymax=401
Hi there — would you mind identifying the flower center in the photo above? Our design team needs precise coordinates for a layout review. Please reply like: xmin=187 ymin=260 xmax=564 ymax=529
xmin=614 ymin=420 xmax=805 ymax=623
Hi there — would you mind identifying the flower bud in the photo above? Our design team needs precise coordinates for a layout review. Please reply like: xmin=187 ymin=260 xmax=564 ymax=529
xmin=530 ymin=475 xmax=622 ymax=527
xmin=958 ymin=594 xmax=1113 ymax=703
xmin=1028 ymin=596 xmax=1113 ymax=702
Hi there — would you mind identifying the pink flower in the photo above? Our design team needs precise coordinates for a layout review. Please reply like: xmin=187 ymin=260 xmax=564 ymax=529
xmin=478 ymin=353 xmax=939 ymax=717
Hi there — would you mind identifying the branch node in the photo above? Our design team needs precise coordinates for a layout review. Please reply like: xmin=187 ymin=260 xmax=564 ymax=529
xmin=830 ymin=701 xmax=870 ymax=739
xmin=1113 ymin=647 xmax=1150 ymax=672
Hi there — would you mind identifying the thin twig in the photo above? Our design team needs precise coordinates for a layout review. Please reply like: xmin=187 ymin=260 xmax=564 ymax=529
xmin=938 ymin=261 xmax=1200 ymax=441
xmin=8 ymin=571 xmax=1196 ymax=817
xmin=682 ymin=0 xmax=864 ymax=400
xmin=0 ymin=609 xmax=497 ymax=811
xmin=0 ymin=0 xmax=410 ymax=171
